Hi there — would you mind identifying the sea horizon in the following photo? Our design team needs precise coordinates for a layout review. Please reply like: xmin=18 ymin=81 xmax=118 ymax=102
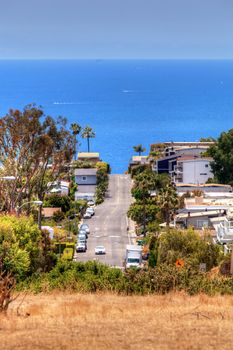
xmin=0 ymin=59 xmax=233 ymax=173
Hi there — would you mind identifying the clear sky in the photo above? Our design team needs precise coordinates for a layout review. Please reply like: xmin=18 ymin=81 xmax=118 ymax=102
xmin=0 ymin=0 xmax=232 ymax=59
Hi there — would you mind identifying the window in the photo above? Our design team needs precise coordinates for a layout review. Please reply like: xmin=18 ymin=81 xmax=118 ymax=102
xmin=200 ymin=173 xmax=207 ymax=175
xmin=197 ymin=220 xmax=209 ymax=228
xmin=82 ymin=176 xmax=87 ymax=181
xmin=205 ymin=164 xmax=209 ymax=168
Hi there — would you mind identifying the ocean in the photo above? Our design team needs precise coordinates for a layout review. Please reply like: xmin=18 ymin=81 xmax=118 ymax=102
xmin=0 ymin=59 xmax=233 ymax=173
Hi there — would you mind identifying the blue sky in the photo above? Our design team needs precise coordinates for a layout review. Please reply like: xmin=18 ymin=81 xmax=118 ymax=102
xmin=0 ymin=0 xmax=232 ymax=59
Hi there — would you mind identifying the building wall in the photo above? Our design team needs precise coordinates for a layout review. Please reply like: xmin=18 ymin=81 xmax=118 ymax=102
xmin=75 ymin=175 xmax=97 ymax=185
xmin=182 ymin=160 xmax=213 ymax=184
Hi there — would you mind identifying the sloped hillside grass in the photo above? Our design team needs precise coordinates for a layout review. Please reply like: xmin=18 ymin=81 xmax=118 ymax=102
xmin=2 ymin=292 xmax=233 ymax=350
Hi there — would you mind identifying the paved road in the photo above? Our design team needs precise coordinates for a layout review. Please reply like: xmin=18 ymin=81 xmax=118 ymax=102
xmin=74 ymin=174 xmax=132 ymax=267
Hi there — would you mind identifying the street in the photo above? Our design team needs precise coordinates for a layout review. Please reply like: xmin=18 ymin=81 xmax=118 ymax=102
xmin=74 ymin=174 xmax=133 ymax=267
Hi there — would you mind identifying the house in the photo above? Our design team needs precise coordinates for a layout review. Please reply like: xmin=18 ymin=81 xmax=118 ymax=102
xmin=172 ymin=156 xmax=213 ymax=184
xmin=47 ymin=180 xmax=70 ymax=195
xmin=176 ymin=183 xmax=232 ymax=196
xmin=184 ymin=196 xmax=233 ymax=212
xmin=74 ymin=168 xmax=97 ymax=201
xmin=151 ymin=141 xmax=214 ymax=184
xmin=175 ymin=210 xmax=225 ymax=229
xmin=77 ymin=152 xmax=100 ymax=164
xmin=128 ymin=155 xmax=150 ymax=173
xmin=42 ymin=207 xmax=62 ymax=218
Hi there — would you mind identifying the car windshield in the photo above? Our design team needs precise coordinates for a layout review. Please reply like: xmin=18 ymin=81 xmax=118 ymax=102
xmin=96 ymin=246 xmax=104 ymax=250
xmin=127 ymin=258 xmax=140 ymax=264
xmin=81 ymin=225 xmax=88 ymax=229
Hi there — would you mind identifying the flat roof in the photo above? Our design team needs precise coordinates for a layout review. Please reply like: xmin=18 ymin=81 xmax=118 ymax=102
xmin=178 ymin=156 xmax=212 ymax=162
xmin=176 ymin=210 xmax=225 ymax=219
xmin=176 ymin=183 xmax=231 ymax=188
xmin=132 ymin=155 xmax=148 ymax=161
xmin=75 ymin=168 xmax=97 ymax=176
xmin=78 ymin=152 xmax=100 ymax=158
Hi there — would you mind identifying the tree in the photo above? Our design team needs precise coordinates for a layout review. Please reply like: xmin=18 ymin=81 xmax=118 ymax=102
xmin=81 ymin=126 xmax=95 ymax=152
xmin=0 ymin=105 xmax=74 ymax=212
xmin=207 ymin=129 xmax=233 ymax=184
xmin=71 ymin=123 xmax=81 ymax=160
xmin=133 ymin=144 xmax=146 ymax=156
xmin=156 ymin=183 xmax=179 ymax=226
xmin=200 ymin=137 xmax=216 ymax=142
xmin=158 ymin=228 xmax=221 ymax=271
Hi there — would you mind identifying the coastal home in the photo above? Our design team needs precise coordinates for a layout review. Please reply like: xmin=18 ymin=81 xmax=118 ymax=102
xmin=128 ymin=155 xmax=150 ymax=173
xmin=184 ymin=196 xmax=233 ymax=212
xmin=77 ymin=152 xmax=100 ymax=164
xmin=42 ymin=207 xmax=62 ymax=219
xmin=74 ymin=168 xmax=97 ymax=201
xmin=176 ymin=183 xmax=232 ymax=196
xmin=175 ymin=210 xmax=225 ymax=229
xmin=172 ymin=156 xmax=213 ymax=184
xmin=47 ymin=180 xmax=70 ymax=195
xmin=151 ymin=141 xmax=214 ymax=184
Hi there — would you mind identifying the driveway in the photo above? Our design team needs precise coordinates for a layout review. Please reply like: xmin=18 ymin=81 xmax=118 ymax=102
xmin=74 ymin=174 xmax=133 ymax=267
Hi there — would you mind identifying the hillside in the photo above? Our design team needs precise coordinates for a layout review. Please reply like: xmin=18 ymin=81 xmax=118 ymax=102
xmin=1 ymin=292 xmax=233 ymax=350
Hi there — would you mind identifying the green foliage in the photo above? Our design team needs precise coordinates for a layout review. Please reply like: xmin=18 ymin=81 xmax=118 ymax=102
xmin=133 ymin=144 xmax=146 ymax=156
xmin=156 ymin=183 xmax=179 ymax=225
xmin=208 ymin=129 xmax=233 ymax=184
xmin=158 ymin=228 xmax=221 ymax=271
xmin=0 ymin=215 xmax=44 ymax=279
xmin=148 ymin=236 xmax=158 ymax=267
xmin=52 ymin=210 xmax=65 ymax=222
xmin=95 ymin=166 xmax=109 ymax=205
xmin=200 ymin=137 xmax=216 ymax=142
xmin=128 ymin=201 xmax=159 ymax=226
xmin=61 ymin=248 xmax=74 ymax=261
xmin=0 ymin=105 xmax=75 ymax=212
xmin=17 ymin=259 xmax=233 ymax=296
xmin=44 ymin=194 xmax=71 ymax=213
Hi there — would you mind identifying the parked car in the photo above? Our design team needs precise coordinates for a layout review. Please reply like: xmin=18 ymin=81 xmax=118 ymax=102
xmin=78 ymin=233 xmax=87 ymax=241
xmin=77 ymin=237 xmax=87 ymax=246
xmin=78 ymin=229 xmax=88 ymax=238
xmin=86 ymin=207 xmax=95 ymax=216
xmin=87 ymin=200 xmax=95 ymax=207
xmin=95 ymin=245 xmax=106 ymax=255
xmin=80 ymin=224 xmax=90 ymax=234
xmin=76 ymin=242 xmax=86 ymax=252
xmin=83 ymin=212 xmax=92 ymax=219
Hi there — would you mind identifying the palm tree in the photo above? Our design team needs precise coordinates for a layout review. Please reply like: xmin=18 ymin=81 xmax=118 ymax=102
xmin=81 ymin=126 xmax=95 ymax=152
xmin=157 ymin=183 xmax=179 ymax=226
xmin=133 ymin=144 xmax=146 ymax=156
xmin=71 ymin=123 xmax=81 ymax=160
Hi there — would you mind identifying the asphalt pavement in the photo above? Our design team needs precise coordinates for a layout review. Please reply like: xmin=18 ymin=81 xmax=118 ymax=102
xmin=74 ymin=174 xmax=133 ymax=267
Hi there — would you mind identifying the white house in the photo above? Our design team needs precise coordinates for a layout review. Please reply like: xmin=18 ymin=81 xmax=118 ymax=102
xmin=74 ymin=168 xmax=97 ymax=201
xmin=172 ymin=156 xmax=213 ymax=184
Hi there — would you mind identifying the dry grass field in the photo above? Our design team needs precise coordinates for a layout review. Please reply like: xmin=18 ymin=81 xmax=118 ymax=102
xmin=0 ymin=292 xmax=233 ymax=350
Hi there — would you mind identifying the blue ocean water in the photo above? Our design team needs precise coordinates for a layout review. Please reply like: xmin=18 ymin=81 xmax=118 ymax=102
xmin=0 ymin=59 xmax=233 ymax=173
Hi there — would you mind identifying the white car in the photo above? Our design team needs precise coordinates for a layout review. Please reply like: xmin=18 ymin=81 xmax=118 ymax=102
xmin=80 ymin=224 xmax=90 ymax=234
xmin=83 ymin=212 xmax=92 ymax=219
xmin=87 ymin=200 xmax=95 ymax=207
xmin=95 ymin=246 xmax=106 ymax=255
xmin=76 ymin=243 xmax=86 ymax=252
xmin=86 ymin=208 xmax=95 ymax=216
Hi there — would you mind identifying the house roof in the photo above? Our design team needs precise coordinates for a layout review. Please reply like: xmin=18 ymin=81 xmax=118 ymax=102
xmin=76 ymin=185 xmax=96 ymax=193
xmin=132 ymin=156 xmax=148 ymax=162
xmin=176 ymin=183 xmax=231 ymax=188
xmin=176 ymin=210 xmax=225 ymax=220
xmin=177 ymin=156 xmax=212 ymax=162
xmin=78 ymin=152 xmax=100 ymax=158
xmin=75 ymin=168 xmax=97 ymax=176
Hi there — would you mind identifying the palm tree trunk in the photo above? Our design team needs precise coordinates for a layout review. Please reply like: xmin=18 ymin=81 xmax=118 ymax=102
xmin=87 ymin=137 xmax=90 ymax=152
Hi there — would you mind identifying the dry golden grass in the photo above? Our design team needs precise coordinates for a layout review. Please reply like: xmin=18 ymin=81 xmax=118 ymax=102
xmin=1 ymin=292 xmax=233 ymax=350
